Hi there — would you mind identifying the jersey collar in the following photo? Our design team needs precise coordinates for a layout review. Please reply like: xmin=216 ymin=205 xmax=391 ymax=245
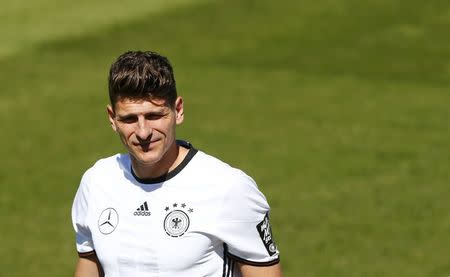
xmin=130 ymin=140 xmax=198 ymax=184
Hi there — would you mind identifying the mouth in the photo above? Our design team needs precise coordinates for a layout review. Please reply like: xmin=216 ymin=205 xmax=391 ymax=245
xmin=135 ymin=142 xmax=150 ymax=152
xmin=133 ymin=139 xmax=159 ymax=150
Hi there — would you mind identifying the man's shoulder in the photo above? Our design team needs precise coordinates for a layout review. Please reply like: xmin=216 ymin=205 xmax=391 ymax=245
xmin=192 ymin=151 xmax=269 ymax=221
xmin=193 ymin=151 xmax=238 ymax=174
xmin=78 ymin=153 xmax=130 ymax=192
xmin=83 ymin=153 xmax=129 ymax=177
xmin=192 ymin=150 xmax=256 ymax=186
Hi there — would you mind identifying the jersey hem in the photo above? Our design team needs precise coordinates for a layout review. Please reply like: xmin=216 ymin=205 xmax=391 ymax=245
xmin=226 ymin=252 xmax=280 ymax=267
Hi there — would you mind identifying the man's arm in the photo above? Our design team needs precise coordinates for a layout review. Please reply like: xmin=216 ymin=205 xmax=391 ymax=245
xmin=74 ymin=254 xmax=104 ymax=277
xmin=238 ymin=262 xmax=282 ymax=277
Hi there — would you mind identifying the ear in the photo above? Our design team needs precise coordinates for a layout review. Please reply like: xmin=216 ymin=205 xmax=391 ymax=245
xmin=107 ymin=105 xmax=117 ymax=132
xmin=175 ymin=96 xmax=184 ymax=125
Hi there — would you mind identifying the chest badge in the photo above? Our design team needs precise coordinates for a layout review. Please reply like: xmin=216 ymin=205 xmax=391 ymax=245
xmin=98 ymin=208 xmax=119 ymax=235
xmin=163 ymin=203 xmax=193 ymax=237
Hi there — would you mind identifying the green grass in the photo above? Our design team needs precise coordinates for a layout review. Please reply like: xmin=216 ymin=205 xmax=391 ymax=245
xmin=0 ymin=0 xmax=207 ymax=58
xmin=0 ymin=0 xmax=449 ymax=276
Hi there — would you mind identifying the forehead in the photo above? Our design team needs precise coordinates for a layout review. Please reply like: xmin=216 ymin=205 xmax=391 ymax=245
xmin=114 ymin=98 xmax=169 ymax=114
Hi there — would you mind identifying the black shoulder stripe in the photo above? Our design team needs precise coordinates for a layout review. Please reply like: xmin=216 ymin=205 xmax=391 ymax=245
xmin=222 ymin=244 xmax=228 ymax=277
xmin=226 ymin=251 xmax=280 ymax=267
xmin=227 ymin=254 xmax=233 ymax=277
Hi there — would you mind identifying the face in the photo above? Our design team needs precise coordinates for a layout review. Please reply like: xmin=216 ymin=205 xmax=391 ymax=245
xmin=107 ymin=97 xmax=184 ymax=168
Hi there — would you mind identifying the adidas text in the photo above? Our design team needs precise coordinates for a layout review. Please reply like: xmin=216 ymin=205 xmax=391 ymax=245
xmin=134 ymin=211 xmax=151 ymax=216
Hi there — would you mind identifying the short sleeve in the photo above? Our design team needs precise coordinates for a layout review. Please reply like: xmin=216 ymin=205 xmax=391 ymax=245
xmin=217 ymin=171 xmax=280 ymax=265
xmin=71 ymin=170 xmax=95 ymax=256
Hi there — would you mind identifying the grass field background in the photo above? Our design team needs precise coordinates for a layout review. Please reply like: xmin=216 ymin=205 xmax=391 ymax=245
xmin=1 ymin=0 xmax=449 ymax=276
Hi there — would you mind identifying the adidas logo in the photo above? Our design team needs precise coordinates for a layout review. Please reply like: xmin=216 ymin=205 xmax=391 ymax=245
xmin=134 ymin=201 xmax=151 ymax=216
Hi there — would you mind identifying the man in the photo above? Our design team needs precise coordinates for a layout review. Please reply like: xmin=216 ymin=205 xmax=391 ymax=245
xmin=72 ymin=51 xmax=281 ymax=277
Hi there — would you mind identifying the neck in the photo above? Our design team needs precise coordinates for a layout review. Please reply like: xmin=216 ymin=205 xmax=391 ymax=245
xmin=131 ymin=142 xmax=189 ymax=180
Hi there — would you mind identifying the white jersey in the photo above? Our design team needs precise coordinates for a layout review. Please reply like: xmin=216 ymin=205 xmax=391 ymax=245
xmin=72 ymin=142 xmax=280 ymax=277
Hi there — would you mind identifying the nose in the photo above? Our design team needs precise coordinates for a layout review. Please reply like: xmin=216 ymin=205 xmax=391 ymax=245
xmin=135 ymin=118 xmax=152 ymax=141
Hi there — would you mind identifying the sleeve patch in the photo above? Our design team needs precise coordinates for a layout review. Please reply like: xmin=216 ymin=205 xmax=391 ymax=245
xmin=256 ymin=212 xmax=278 ymax=256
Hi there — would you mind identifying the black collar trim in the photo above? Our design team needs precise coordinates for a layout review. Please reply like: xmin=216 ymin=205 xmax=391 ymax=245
xmin=131 ymin=140 xmax=197 ymax=184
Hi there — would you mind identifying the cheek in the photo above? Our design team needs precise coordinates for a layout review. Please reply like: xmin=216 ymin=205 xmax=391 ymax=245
xmin=153 ymin=121 xmax=174 ymax=136
xmin=116 ymin=126 xmax=133 ymax=141
xmin=162 ymin=125 xmax=176 ymax=138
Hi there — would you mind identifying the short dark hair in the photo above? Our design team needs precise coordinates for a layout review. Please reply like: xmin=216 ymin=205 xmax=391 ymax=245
xmin=108 ymin=51 xmax=177 ymax=109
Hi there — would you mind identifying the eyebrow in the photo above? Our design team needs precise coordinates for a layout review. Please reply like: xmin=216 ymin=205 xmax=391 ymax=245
xmin=116 ymin=109 xmax=167 ymax=119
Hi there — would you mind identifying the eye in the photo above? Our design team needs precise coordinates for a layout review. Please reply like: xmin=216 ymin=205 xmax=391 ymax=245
xmin=118 ymin=116 xmax=138 ymax=124
xmin=145 ymin=113 xmax=164 ymax=120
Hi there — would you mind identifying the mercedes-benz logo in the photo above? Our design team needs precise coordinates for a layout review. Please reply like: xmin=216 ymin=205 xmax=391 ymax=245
xmin=98 ymin=208 xmax=119 ymax=235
